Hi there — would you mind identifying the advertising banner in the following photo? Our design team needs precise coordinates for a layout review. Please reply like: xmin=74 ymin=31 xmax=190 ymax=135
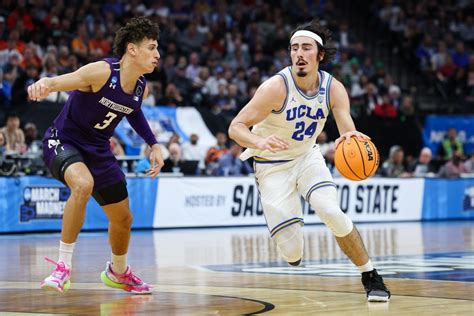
xmin=0 ymin=176 xmax=158 ymax=233
xmin=423 ymin=178 xmax=474 ymax=220
xmin=154 ymin=177 xmax=425 ymax=228
xmin=422 ymin=115 xmax=474 ymax=155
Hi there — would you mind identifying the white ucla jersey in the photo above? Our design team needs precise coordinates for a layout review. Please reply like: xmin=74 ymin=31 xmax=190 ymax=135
xmin=241 ymin=66 xmax=333 ymax=161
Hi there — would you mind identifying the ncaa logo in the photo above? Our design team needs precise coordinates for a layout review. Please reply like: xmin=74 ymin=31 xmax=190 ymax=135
xmin=317 ymin=95 xmax=324 ymax=103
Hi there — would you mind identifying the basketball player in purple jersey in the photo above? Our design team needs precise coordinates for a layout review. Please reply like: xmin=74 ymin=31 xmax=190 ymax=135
xmin=27 ymin=17 xmax=162 ymax=294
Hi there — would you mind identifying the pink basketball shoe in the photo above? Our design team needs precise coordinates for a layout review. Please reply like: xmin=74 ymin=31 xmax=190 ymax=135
xmin=40 ymin=257 xmax=71 ymax=293
xmin=100 ymin=262 xmax=152 ymax=294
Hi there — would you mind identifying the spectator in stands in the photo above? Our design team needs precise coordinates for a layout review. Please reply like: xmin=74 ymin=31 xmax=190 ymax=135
xmin=438 ymin=150 xmax=469 ymax=178
xmin=388 ymin=85 xmax=402 ymax=109
xmin=0 ymin=130 xmax=6 ymax=156
xmin=182 ymin=133 xmax=206 ymax=171
xmin=373 ymin=94 xmax=397 ymax=119
xmin=232 ymin=67 xmax=248 ymax=97
xmin=170 ymin=63 xmax=192 ymax=101
xmin=88 ymin=28 xmax=111 ymax=58
xmin=21 ymin=46 xmax=41 ymax=69
xmin=452 ymin=41 xmax=469 ymax=69
xmin=71 ymin=23 xmax=89 ymax=61
xmin=142 ymin=82 xmax=157 ymax=107
xmin=364 ymin=83 xmax=382 ymax=115
xmin=334 ymin=22 xmax=355 ymax=50
xmin=465 ymin=56 xmax=474 ymax=104
xmin=408 ymin=147 xmax=437 ymax=177
xmin=166 ymin=133 xmax=181 ymax=149
xmin=216 ymin=142 xmax=252 ymax=176
xmin=185 ymin=51 xmax=201 ymax=81
xmin=110 ymin=136 xmax=125 ymax=157
xmin=396 ymin=95 xmax=422 ymax=159
xmin=458 ymin=15 xmax=474 ymax=45
xmin=431 ymin=41 xmax=449 ymax=73
xmin=135 ymin=145 xmax=152 ymax=174
xmin=11 ymin=64 xmax=39 ymax=105
xmin=227 ymin=83 xmax=246 ymax=112
xmin=439 ymin=127 xmax=464 ymax=162
xmin=24 ymin=122 xmax=42 ymax=155
xmin=3 ymin=52 xmax=23 ymax=97
xmin=205 ymin=131 xmax=229 ymax=175
xmin=465 ymin=152 xmax=474 ymax=173
xmin=435 ymin=55 xmax=457 ymax=99
xmin=1 ymin=112 xmax=25 ymax=154
xmin=157 ymin=83 xmax=184 ymax=107
xmin=161 ymin=142 xmax=198 ymax=175
xmin=379 ymin=145 xmax=408 ymax=177
xmin=415 ymin=35 xmax=436 ymax=74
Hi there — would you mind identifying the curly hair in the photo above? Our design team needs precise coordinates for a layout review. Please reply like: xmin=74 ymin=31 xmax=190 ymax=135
xmin=289 ymin=19 xmax=337 ymax=65
xmin=113 ymin=17 xmax=160 ymax=57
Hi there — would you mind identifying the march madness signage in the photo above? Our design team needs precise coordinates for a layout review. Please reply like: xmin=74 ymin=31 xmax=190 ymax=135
xmin=154 ymin=177 xmax=424 ymax=228
xmin=423 ymin=115 xmax=474 ymax=154
xmin=20 ymin=186 xmax=71 ymax=222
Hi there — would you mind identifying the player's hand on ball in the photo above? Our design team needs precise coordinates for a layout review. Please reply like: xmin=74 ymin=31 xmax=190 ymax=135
xmin=256 ymin=134 xmax=289 ymax=153
xmin=27 ymin=78 xmax=51 ymax=101
xmin=147 ymin=144 xmax=165 ymax=178
xmin=335 ymin=130 xmax=370 ymax=148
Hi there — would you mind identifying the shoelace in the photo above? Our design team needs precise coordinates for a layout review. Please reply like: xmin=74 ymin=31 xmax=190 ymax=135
xmin=44 ymin=256 xmax=69 ymax=279
xmin=124 ymin=270 xmax=143 ymax=285
xmin=367 ymin=275 xmax=388 ymax=292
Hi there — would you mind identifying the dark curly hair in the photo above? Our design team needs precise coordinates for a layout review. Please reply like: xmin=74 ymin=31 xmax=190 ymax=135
xmin=289 ymin=19 xmax=337 ymax=65
xmin=113 ymin=17 xmax=160 ymax=58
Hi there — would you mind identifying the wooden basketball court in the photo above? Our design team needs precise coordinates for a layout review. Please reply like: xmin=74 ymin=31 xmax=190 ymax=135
xmin=0 ymin=221 xmax=472 ymax=315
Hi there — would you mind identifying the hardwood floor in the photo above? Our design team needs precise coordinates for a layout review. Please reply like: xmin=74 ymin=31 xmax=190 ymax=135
xmin=0 ymin=221 xmax=472 ymax=315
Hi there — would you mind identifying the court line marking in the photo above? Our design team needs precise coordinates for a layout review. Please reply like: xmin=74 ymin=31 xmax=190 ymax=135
xmin=0 ymin=281 xmax=472 ymax=302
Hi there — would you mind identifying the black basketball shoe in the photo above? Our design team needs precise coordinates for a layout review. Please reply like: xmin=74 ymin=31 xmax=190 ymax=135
xmin=361 ymin=269 xmax=391 ymax=302
xmin=288 ymin=259 xmax=301 ymax=266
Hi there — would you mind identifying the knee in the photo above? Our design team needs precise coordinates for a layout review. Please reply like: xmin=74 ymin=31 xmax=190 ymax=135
xmin=111 ymin=211 xmax=133 ymax=228
xmin=309 ymin=191 xmax=353 ymax=237
xmin=316 ymin=205 xmax=353 ymax=237
xmin=273 ymin=225 xmax=304 ymax=264
xmin=70 ymin=176 xmax=94 ymax=199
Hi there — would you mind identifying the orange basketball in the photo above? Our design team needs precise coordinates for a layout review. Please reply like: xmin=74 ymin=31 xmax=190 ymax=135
xmin=334 ymin=137 xmax=380 ymax=181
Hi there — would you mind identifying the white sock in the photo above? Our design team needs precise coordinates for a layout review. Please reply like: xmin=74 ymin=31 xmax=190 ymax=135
xmin=58 ymin=241 xmax=75 ymax=268
xmin=111 ymin=253 xmax=128 ymax=274
xmin=358 ymin=260 xmax=374 ymax=273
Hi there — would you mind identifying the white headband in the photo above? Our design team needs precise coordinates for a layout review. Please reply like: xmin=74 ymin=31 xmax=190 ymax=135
xmin=290 ymin=30 xmax=323 ymax=46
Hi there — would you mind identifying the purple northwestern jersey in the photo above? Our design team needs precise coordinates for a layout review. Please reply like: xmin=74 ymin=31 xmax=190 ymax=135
xmin=53 ymin=57 xmax=152 ymax=145
xmin=42 ymin=57 xmax=157 ymax=190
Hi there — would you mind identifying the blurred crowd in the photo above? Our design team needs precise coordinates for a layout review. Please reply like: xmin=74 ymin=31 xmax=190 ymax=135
xmin=374 ymin=0 xmax=473 ymax=105
xmin=0 ymin=0 xmax=472 ymax=178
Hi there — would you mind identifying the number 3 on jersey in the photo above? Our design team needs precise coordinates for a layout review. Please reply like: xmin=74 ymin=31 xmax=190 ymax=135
xmin=94 ymin=111 xmax=117 ymax=130
xmin=292 ymin=121 xmax=317 ymax=141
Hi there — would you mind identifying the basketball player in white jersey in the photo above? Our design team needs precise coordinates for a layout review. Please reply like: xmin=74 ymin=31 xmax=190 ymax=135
xmin=229 ymin=20 xmax=390 ymax=302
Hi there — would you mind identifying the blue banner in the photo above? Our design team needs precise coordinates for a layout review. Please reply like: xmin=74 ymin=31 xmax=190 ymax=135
xmin=115 ymin=106 xmax=190 ymax=155
xmin=1 ymin=175 xmax=473 ymax=234
xmin=422 ymin=178 xmax=474 ymax=220
xmin=0 ymin=176 xmax=158 ymax=233
xmin=422 ymin=115 xmax=474 ymax=155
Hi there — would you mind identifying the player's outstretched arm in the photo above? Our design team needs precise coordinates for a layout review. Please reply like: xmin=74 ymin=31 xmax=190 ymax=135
xmin=229 ymin=76 xmax=289 ymax=153
xmin=27 ymin=61 xmax=110 ymax=101
xmin=330 ymin=78 xmax=370 ymax=147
